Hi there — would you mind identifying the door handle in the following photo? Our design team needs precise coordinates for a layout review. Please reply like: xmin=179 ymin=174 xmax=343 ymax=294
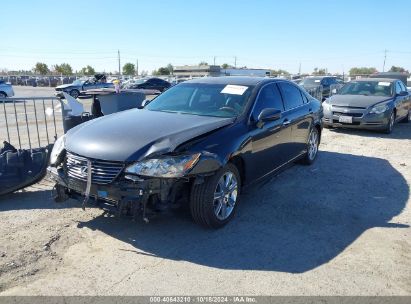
xmin=283 ymin=120 xmax=291 ymax=126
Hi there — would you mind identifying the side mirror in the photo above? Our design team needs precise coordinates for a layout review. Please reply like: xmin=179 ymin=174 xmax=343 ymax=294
xmin=257 ymin=108 xmax=281 ymax=127
xmin=331 ymin=88 xmax=338 ymax=94
xmin=397 ymin=91 xmax=409 ymax=97
xmin=140 ymin=99 xmax=151 ymax=108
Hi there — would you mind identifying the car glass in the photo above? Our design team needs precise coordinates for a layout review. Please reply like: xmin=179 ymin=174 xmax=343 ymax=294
xmin=253 ymin=84 xmax=284 ymax=120
xmin=278 ymin=82 xmax=305 ymax=110
xmin=146 ymin=83 xmax=253 ymax=118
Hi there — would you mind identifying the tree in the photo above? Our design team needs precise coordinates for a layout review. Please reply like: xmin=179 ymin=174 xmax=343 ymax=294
xmin=221 ymin=63 xmax=232 ymax=69
xmin=167 ymin=63 xmax=174 ymax=75
xmin=199 ymin=61 xmax=208 ymax=66
xmin=122 ymin=63 xmax=136 ymax=75
xmin=34 ymin=62 xmax=49 ymax=75
xmin=53 ymin=63 xmax=73 ymax=75
xmin=312 ymin=67 xmax=327 ymax=76
xmin=270 ymin=69 xmax=290 ymax=76
xmin=349 ymin=67 xmax=377 ymax=76
xmin=389 ymin=66 xmax=408 ymax=73
xmin=153 ymin=67 xmax=171 ymax=75
xmin=80 ymin=65 xmax=96 ymax=76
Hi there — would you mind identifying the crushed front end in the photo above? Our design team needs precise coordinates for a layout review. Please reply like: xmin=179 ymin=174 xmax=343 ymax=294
xmin=48 ymin=149 xmax=196 ymax=222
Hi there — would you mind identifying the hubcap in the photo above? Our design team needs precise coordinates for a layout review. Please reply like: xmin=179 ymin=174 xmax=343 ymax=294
xmin=213 ymin=172 xmax=238 ymax=220
xmin=308 ymin=129 xmax=319 ymax=160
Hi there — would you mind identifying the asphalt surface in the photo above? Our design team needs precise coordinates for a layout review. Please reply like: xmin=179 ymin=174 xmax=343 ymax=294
xmin=0 ymin=86 xmax=410 ymax=295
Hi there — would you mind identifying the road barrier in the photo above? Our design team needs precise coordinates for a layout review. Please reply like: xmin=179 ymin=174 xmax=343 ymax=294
xmin=0 ymin=97 xmax=63 ymax=150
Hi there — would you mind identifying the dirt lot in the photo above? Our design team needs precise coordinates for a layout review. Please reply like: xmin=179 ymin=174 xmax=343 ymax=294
xmin=0 ymin=87 xmax=410 ymax=295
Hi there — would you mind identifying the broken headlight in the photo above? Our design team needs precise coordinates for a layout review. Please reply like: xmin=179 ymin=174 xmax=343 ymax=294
xmin=49 ymin=135 xmax=65 ymax=166
xmin=125 ymin=153 xmax=201 ymax=178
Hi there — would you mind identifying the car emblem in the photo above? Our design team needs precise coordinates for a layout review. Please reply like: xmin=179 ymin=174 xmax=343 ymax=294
xmin=80 ymin=166 xmax=88 ymax=177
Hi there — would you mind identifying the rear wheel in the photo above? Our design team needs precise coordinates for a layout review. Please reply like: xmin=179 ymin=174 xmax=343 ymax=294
xmin=190 ymin=163 xmax=241 ymax=229
xmin=400 ymin=110 xmax=410 ymax=123
xmin=384 ymin=111 xmax=395 ymax=134
xmin=0 ymin=92 xmax=7 ymax=98
xmin=301 ymin=127 xmax=320 ymax=165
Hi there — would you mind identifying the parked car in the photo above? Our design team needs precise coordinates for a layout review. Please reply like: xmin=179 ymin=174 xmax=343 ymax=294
xmin=55 ymin=74 xmax=114 ymax=98
xmin=299 ymin=76 xmax=345 ymax=100
xmin=322 ymin=78 xmax=411 ymax=133
xmin=126 ymin=77 xmax=171 ymax=92
xmin=0 ymin=80 xmax=15 ymax=98
xmin=48 ymin=77 xmax=322 ymax=228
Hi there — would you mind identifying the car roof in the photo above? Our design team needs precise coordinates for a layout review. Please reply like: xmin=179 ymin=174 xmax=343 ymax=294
xmin=352 ymin=78 xmax=397 ymax=83
xmin=184 ymin=76 xmax=271 ymax=86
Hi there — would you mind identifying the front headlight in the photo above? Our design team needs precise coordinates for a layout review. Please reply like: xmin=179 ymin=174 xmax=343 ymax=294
xmin=369 ymin=104 xmax=389 ymax=114
xmin=322 ymin=102 xmax=332 ymax=112
xmin=125 ymin=153 xmax=201 ymax=178
xmin=49 ymin=135 xmax=65 ymax=165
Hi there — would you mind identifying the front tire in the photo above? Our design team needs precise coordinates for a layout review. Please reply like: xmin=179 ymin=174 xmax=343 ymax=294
xmin=70 ymin=89 xmax=80 ymax=99
xmin=400 ymin=110 xmax=410 ymax=123
xmin=190 ymin=163 xmax=241 ymax=229
xmin=301 ymin=127 xmax=320 ymax=165
xmin=0 ymin=92 xmax=7 ymax=98
xmin=384 ymin=111 xmax=395 ymax=134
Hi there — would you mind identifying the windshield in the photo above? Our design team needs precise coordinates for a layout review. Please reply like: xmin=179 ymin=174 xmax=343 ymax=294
xmin=300 ymin=78 xmax=323 ymax=86
xmin=72 ymin=80 xmax=85 ymax=86
xmin=339 ymin=81 xmax=393 ymax=97
xmin=146 ymin=83 xmax=254 ymax=118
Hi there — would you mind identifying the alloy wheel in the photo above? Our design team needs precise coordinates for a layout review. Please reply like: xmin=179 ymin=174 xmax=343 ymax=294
xmin=213 ymin=172 xmax=238 ymax=220
xmin=308 ymin=129 xmax=319 ymax=161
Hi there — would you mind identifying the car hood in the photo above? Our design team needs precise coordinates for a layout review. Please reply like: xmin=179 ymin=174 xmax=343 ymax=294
xmin=65 ymin=109 xmax=234 ymax=162
xmin=327 ymin=94 xmax=391 ymax=108
xmin=56 ymin=84 xmax=78 ymax=90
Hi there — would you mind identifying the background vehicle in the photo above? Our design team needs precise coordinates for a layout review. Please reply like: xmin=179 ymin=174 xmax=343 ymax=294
xmin=55 ymin=74 xmax=113 ymax=98
xmin=322 ymin=78 xmax=411 ymax=133
xmin=0 ymin=80 xmax=14 ymax=97
xmin=299 ymin=76 xmax=345 ymax=100
xmin=49 ymin=77 xmax=322 ymax=228
xmin=126 ymin=77 xmax=171 ymax=92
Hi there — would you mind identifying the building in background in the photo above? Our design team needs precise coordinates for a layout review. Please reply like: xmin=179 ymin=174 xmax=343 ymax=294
xmin=173 ymin=65 xmax=271 ymax=78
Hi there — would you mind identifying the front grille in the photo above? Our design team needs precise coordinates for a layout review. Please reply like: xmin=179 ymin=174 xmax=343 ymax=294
xmin=66 ymin=152 xmax=124 ymax=185
xmin=333 ymin=111 xmax=363 ymax=118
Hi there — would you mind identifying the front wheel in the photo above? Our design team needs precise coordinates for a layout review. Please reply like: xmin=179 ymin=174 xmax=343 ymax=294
xmin=301 ymin=127 xmax=320 ymax=165
xmin=190 ymin=163 xmax=241 ymax=229
xmin=384 ymin=111 xmax=395 ymax=134
xmin=69 ymin=89 xmax=80 ymax=99
xmin=0 ymin=92 xmax=7 ymax=98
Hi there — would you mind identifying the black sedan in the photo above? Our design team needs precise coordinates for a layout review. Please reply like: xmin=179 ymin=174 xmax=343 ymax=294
xmin=323 ymin=78 xmax=411 ymax=133
xmin=48 ymin=77 xmax=322 ymax=228
xmin=125 ymin=77 xmax=171 ymax=92
xmin=300 ymin=76 xmax=345 ymax=100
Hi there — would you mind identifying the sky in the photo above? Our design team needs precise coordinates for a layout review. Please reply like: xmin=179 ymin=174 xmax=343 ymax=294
xmin=1 ymin=0 xmax=411 ymax=75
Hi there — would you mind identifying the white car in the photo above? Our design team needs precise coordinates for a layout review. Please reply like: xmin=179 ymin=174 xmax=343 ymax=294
xmin=0 ymin=80 xmax=14 ymax=98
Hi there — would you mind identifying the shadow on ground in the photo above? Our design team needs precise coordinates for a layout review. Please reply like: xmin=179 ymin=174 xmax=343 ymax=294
xmin=66 ymin=151 xmax=410 ymax=273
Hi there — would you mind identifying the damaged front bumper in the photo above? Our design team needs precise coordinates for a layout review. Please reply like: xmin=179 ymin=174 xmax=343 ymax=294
xmin=47 ymin=166 xmax=187 ymax=221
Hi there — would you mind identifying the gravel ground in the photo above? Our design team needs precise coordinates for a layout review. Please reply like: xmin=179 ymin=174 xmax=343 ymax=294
xmin=0 ymin=87 xmax=410 ymax=295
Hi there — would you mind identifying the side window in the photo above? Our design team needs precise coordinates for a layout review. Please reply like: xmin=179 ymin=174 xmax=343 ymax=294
xmin=278 ymin=82 xmax=305 ymax=110
xmin=395 ymin=82 xmax=402 ymax=94
xmin=398 ymin=81 xmax=407 ymax=92
xmin=253 ymin=84 xmax=284 ymax=120
xmin=321 ymin=78 xmax=330 ymax=86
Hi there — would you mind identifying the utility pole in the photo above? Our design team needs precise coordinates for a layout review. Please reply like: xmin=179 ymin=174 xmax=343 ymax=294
xmin=136 ymin=59 xmax=139 ymax=76
xmin=298 ymin=62 xmax=301 ymax=75
xmin=383 ymin=49 xmax=387 ymax=72
xmin=234 ymin=56 xmax=237 ymax=68
xmin=118 ymin=50 xmax=121 ymax=77
xmin=213 ymin=56 xmax=216 ymax=66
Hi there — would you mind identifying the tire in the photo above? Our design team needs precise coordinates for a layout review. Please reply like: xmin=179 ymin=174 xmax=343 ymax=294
xmin=301 ymin=127 xmax=320 ymax=165
xmin=384 ymin=111 xmax=395 ymax=134
xmin=190 ymin=163 xmax=241 ymax=229
xmin=0 ymin=92 xmax=7 ymax=98
xmin=69 ymin=89 xmax=80 ymax=99
xmin=400 ymin=110 xmax=410 ymax=123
